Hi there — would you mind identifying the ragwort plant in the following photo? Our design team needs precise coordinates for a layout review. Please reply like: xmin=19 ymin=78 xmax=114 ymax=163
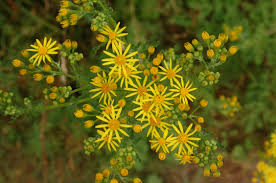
xmin=5 ymin=0 xmax=240 ymax=182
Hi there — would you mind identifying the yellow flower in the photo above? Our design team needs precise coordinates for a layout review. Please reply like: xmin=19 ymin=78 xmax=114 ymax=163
xmin=96 ymin=106 xmax=132 ymax=142
xmin=207 ymin=49 xmax=214 ymax=58
xmin=146 ymin=84 xmax=173 ymax=112
xmin=27 ymin=37 xmax=59 ymax=66
xmin=197 ymin=117 xmax=204 ymax=123
xmin=149 ymin=130 xmax=173 ymax=153
xmin=202 ymin=31 xmax=210 ymax=40
xmin=74 ymin=109 xmax=84 ymax=118
xmin=12 ymin=59 xmax=22 ymax=67
xmin=43 ymin=64 xmax=51 ymax=72
xmin=229 ymin=46 xmax=238 ymax=55
xmin=200 ymin=99 xmax=208 ymax=107
xmin=168 ymin=122 xmax=200 ymax=154
xmin=120 ymin=168 xmax=128 ymax=176
xmin=64 ymin=39 xmax=71 ymax=48
xmin=102 ymin=43 xmax=138 ymax=77
xmin=213 ymin=39 xmax=221 ymax=48
xmin=33 ymin=73 xmax=43 ymax=81
xmin=96 ymin=34 xmax=107 ymax=42
xmin=84 ymin=120 xmax=94 ymax=128
xmin=141 ymin=111 xmax=171 ymax=137
xmin=148 ymin=46 xmax=155 ymax=54
xmin=125 ymin=77 xmax=154 ymax=101
xmin=100 ymin=22 xmax=128 ymax=50
xmin=90 ymin=65 xmax=101 ymax=73
xmin=72 ymin=41 xmax=78 ymax=49
xmin=83 ymin=104 xmax=93 ymax=112
xmin=117 ymin=64 xmax=141 ymax=88
xmin=100 ymin=100 xmax=119 ymax=115
xmin=46 ymin=75 xmax=55 ymax=84
xmin=133 ymin=178 xmax=142 ymax=183
xmin=19 ymin=69 xmax=27 ymax=76
xmin=95 ymin=129 xmax=121 ymax=151
xmin=158 ymin=152 xmax=166 ymax=160
xmin=132 ymin=100 xmax=154 ymax=122
xmin=210 ymin=163 xmax=218 ymax=172
xmin=90 ymin=72 xmax=117 ymax=104
xmin=175 ymin=150 xmax=194 ymax=164
xmin=159 ymin=59 xmax=182 ymax=86
xmin=170 ymin=79 xmax=197 ymax=105
xmin=103 ymin=169 xmax=110 ymax=177
xmin=95 ymin=173 xmax=103 ymax=181
xmin=110 ymin=179 xmax=119 ymax=183
xmin=220 ymin=54 xmax=227 ymax=62
xmin=133 ymin=124 xmax=142 ymax=133
xmin=184 ymin=42 xmax=194 ymax=51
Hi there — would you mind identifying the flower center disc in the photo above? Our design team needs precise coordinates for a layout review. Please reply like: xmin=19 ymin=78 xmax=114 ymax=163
xmin=154 ymin=95 xmax=165 ymax=104
xmin=115 ymin=55 xmax=126 ymax=65
xmin=180 ymin=88 xmax=189 ymax=96
xmin=109 ymin=31 xmax=116 ymax=40
xmin=178 ymin=133 xmax=188 ymax=143
xmin=137 ymin=86 xmax=147 ymax=96
xmin=142 ymin=102 xmax=152 ymax=112
xmin=102 ymin=83 xmax=111 ymax=93
xmin=149 ymin=116 xmax=161 ymax=126
xmin=167 ymin=69 xmax=176 ymax=79
xmin=109 ymin=119 xmax=120 ymax=130
xmin=158 ymin=138 xmax=166 ymax=146
xmin=38 ymin=46 xmax=48 ymax=55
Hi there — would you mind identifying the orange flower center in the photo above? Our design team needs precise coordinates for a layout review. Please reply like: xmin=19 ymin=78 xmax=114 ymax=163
xmin=104 ymin=135 xmax=109 ymax=142
xmin=154 ymin=95 xmax=165 ymax=104
xmin=102 ymin=83 xmax=111 ymax=93
xmin=104 ymin=106 xmax=112 ymax=114
xmin=149 ymin=116 xmax=161 ymax=126
xmin=38 ymin=46 xmax=48 ymax=55
xmin=115 ymin=55 xmax=126 ymax=65
xmin=183 ymin=155 xmax=191 ymax=162
xmin=166 ymin=69 xmax=176 ymax=79
xmin=109 ymin=31 xmax=116 ymax=40
xmin=178 ymin=133 xmax=188 ymax=143
xmin=137 ymin=86 xmax=147 ymax=96
xmin=109 ymin=119 xmax=120 ymax=130
xmin=158 ymin=138 xmax=166 ymax=146
xmin=180 ymin=88 xmax=189 ymax=96
xmin=142 ymin=102 xmax=152 ymax=113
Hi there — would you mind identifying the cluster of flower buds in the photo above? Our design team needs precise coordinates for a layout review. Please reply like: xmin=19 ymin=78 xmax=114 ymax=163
xmin=198 ymin=70 xmax=220 ymax=86
xmin=60 ymin=39 xmax=83 ymax=64
xmin=43 ymin=86 xmax=72 ymax=104
xmin=223 ymin=25 xmax=243 ymax=42
xmin=218 ymin=95 xmax=241 ymax=117
xmin=84 ymin=137 xmax=97 ymax=155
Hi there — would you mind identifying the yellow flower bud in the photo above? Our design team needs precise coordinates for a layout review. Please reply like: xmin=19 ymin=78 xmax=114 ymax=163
xmin=158 ymin=152 xmax=166 ymax=160
xmin=133 ymin=178 xmax=142 ymax=183
xmin=139 ymin=53 xmax=146 ymax=59
xmin=133 ymin=124 xmax=142 ymax=133
xmin=148 ymin=46 xmax=155 ymax=54
xmin=90 ymin=65 xmax=101 ymax=73
xmin=21 ymin=49 xmax=29 ymax=57
xmin=49 ymin=92 xmax=57 ymax=100
xmin=210 ymin=163 xmax=218 ymax=172
xmin=200 ymin=99 xmax=208 ymax=107
xmin=59 ymin=98 xmax=65 ymax=103
xmin=195 ymin=124 xmax=201 ymax=132
xmin=64 ymin=39 xmax=71 ymax=48
xmin=74 ymin=109 xmax=84 ymax=118
xmin=103 ymin=169 xmax=110 ymax=177
xmin=229 ymin=46 xmax=238 ymax=55
xmin=213 ymin=39 xmax=221 ymax=48
xmin=83 ymin=104 xmax=93 ymax=112
xmin=95 ymin=173 xmax=103 ymax=181
xmin=43 ymin=64 xmax=51 ymax=72
xmin=197 ymin=117 xmax=204 ymax=123
xmin=207 ymin=49 xmax=214 ymax=58
xmin=202 ymin=31 xmax=210 ymax=40
xmin=150 ymin=67 xmax=158 ymax=75
xmin=153 ymin=57 xmax=161 ymax=65
xmin=220 ymin=54 xmax=227 ymax=63
xmin=203 ymin=168 xmax=210 ymax=176
xmin=33 ymin=73 xmax=43 ymax=81
xmin=90 ymin=25 xmax=98 ymax=32
xmin=12 ymin=59 xmax=22 ymax=67
xmin=72 ymin=41 xmax=78 ymax=49
xmin=128 ymin=110 xmax=134 ymax=117
xmin=96 ymin=34 xmax=107 ymax=42
xmin=118 ymin=99 xmax=126 ymax=108
xmin=84 ymin=120 xmax=94 ymax=128
xmin=19 ymin=69 xmax=27 ymax=76
xmin=110 ymin=179 xmax=118 ymax=183
xmin=46 ymin=75 xmax=55 ymax=84
xmin=184 ymin=42 xmax=193 ymax=51
xmin=120 ymin=168 xmax=128 ymax=176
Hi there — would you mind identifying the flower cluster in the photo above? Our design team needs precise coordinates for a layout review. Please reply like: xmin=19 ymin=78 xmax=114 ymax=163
xmin=56 ymin=0 xmax=111 ymax=29
xmin=43 ymin=86 xmax=72 ymax=104
xmin=94 ymin=146 xmax=142 ymax=183
xmin=218 ymin=95 xmax=241 ymax=117
xmin=252 ymin=130 xmax=276 ymax=183
xmin=223 ymin=25 xmax=243 ymax=42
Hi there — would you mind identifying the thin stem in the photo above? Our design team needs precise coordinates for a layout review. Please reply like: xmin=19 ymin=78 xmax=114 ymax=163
xmin=190 ymin=105 xmax=200 ymax=115
xmin=70 ymin=84 xmax=90 ymax=95
xmin=43 ymin=97 xmax=91 ymax=111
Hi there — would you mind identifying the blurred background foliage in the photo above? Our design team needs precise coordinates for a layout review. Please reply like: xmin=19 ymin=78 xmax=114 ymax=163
xmin=0 ymin=0 xmax=275 ymax=182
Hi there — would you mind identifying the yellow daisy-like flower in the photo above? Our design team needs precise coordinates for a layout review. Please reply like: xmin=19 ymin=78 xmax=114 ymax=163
xmin=125 ymin=76 xmax=155 ymax=101
xmin=175 ymin=149 xmax=194 ymax=165
xmin=90 ymin=72 xmax=117 ymax=104
xmin=95 ymin=129 xmax=121 ymax=151
xmin=132 ymin=100 xmax=154 ymax=122
xmin=168 ymin=121 xmax=200 ymax=154
xmin=100 ymin=22 xmax=128 ymax=50
xmin=146 ymin=84 xmax=174 ymax=112
xmin=96 ymin=106 xmax=132 ymax=143
xmin=140 ymin=111 xmax=171 ymax=137
xmin=27 ymin=37 xmax=59 ymax=66
xmin=149 ymin=130 xmax=174 ymax=153
xmin=102 ymin=43 xmax=139 ymax=77
xmin=159 ymin=59 xmax=183 ymax=86
xmin=117 ymin=64 xmax=141 ymax=88
xmin=170 ymin=79 xmax=197 ymax=105
xmin=100 ymin=99 xmax=119 ymax=115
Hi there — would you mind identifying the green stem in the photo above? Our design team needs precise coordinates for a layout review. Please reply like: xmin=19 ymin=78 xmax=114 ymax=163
xmin=70 ymin=84 xmax=90 ymax=95
xmin=43 ymin=97 xmax=91 ymax=111
xmin=190 ymin=105 xmax=200 ymax=115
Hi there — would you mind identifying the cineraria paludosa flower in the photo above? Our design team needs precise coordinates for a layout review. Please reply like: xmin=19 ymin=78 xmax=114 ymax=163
xmin=159 ymin=59 xmax=183 ymax=86
xmin=27 ymin=37 xmax=59 ymax=66
xmin=133 ymin=100 xmax=154 ymax=122
xmin=168 ymin=121 xmax=200 ymax=154
xmin=149 ymin=129 xmax=174 ymax=153
xmin=175 ymin=149 xmax=194 ymax=165
xmin=95 ymin=129 xmax=121 ymax=151
xmin=170 ymin=79 xmax=197 ymax=105
xmin=100 ymin=22 xmax=128 ymax=50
